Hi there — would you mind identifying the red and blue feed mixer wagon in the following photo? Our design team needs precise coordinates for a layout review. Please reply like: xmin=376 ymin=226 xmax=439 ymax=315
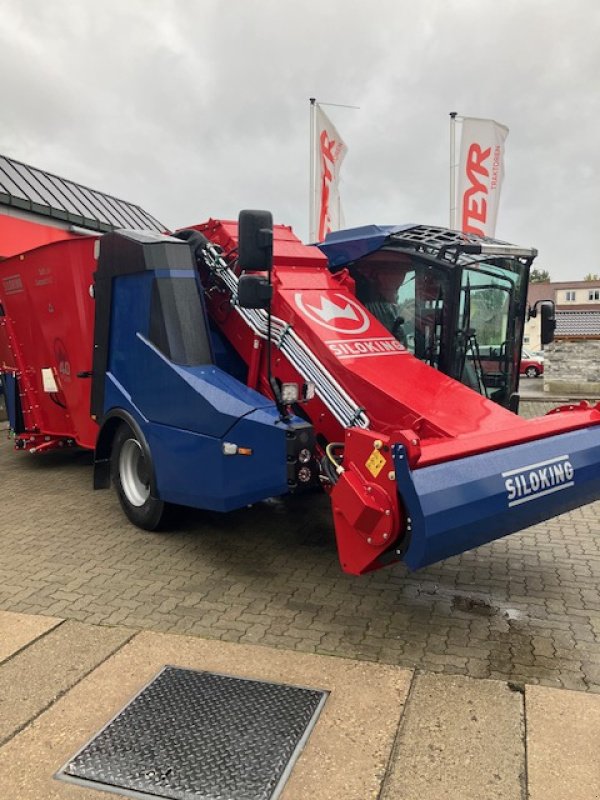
xmin=1 ymin=204 xmax=600 ymax=576
xmin=0 ymin=225 xmax=313 ymax=529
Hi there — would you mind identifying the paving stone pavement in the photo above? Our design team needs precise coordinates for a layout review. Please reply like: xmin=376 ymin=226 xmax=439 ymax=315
xmin=1 ymin=399 xmax=599 ymax=692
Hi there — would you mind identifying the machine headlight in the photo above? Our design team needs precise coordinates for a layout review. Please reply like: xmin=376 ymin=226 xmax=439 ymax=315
xmin=281 ymin=382 xmax=299 ymax=404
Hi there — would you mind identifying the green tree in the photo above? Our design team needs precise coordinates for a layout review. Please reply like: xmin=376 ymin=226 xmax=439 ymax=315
xmin=584 ymin=272 xmax=599 ymax=281
xmin=530 ymin=268 xmax=551 ymax=283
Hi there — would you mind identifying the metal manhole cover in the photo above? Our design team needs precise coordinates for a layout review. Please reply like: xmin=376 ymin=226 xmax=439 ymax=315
xmin=56 ymin=665 xmax=328 ymax=800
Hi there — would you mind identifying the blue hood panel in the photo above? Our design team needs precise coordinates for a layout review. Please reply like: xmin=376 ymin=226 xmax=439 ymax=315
xmin=316 ymin=224 xmax=415 ymax=267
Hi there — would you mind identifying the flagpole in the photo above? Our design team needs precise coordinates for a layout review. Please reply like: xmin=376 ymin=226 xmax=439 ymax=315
xmin=449 ymin=111 xmax=457 ymax=229
xmin=309 ymin=97 xmax=316 ymax=242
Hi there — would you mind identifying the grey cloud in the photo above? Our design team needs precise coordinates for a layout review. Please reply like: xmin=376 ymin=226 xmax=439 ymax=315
xmin=1 ymin=0 xmax=599 ymax=278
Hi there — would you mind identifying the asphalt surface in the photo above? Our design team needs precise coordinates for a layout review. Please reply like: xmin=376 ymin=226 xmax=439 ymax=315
xmin=1 ymin=397 xmax=599 ymax=693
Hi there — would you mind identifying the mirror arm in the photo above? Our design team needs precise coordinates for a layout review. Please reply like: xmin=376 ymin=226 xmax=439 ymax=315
xmin=238 ymin=210 xmax=288 ymax=420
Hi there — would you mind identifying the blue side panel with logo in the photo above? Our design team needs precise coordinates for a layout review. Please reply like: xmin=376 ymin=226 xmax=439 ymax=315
xmin=395 ymin=425 xmax=600 ymax=570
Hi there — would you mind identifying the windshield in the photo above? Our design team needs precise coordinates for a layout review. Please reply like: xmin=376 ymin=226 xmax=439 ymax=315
xmin=351 ymin=251 xmax=451 ymax=371
xmin=350 ymin=249 xmax=528 ymax=408
xmin=454 ymin=260 xmax=525 ymax=401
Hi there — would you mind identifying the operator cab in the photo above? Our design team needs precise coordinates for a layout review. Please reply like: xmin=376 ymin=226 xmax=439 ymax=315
xmin=319 ymin=225 xmax=536 ymax=410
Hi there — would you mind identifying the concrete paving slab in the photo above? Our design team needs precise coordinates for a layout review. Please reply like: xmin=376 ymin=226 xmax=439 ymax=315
xmin=0 ymin=610 xmax=63 ymax=663
xmin=381 ymin=673 xmax=524 ymax=800
xmin=0 ymin=620 xmax=133 ymax=746
xmin=526 ymin=684 xmax=600 ymax=800
xmin=0 ymin=631 xmax=412 ymax=800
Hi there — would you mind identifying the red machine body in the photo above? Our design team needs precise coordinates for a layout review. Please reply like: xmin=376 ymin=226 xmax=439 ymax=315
xmin=188 ymin=219 xmax=600 ymax=573
xmin=0 ymin=214 xmax=80 ymax=260
xmin=194 ymin=219 xmax=600 ymax=459
xmin=0 ymin=236 xmax=99 ymax=451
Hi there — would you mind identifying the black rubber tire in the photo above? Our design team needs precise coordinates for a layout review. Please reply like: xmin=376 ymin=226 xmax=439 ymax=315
xmin=111 ymin=423 xmax=169 ymax=531
xmin=525 ymin=366 xmax=540 ymax=378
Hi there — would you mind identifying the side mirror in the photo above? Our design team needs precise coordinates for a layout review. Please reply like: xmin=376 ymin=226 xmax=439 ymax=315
xmin=237 ymin=274 xmax=273 ymax=309
xmin=238 ymin=210 xmax=273 ymax=272
xmin=540 ymin=301 xmax=556 ymax=345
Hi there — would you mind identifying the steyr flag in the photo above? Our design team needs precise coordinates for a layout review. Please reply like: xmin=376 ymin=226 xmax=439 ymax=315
xmin=457 ymin=117 xmax=509 ymax=238
xmin=316 ymin=105 xmax=348 ymax=241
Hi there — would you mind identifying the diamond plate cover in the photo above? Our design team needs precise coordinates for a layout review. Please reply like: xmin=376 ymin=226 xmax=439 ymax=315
xmin=56 ymin=665 xmax=327 ymax=800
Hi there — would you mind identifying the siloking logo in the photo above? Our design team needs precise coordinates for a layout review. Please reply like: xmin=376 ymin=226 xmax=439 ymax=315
xmin=502 ymin=455 xmax=575 ymax=508
xmin=294 ymin=292 xmax=371 ymax=334
xmin=326 ymin=337 xmax=404 ymax=360
xmin=294 ymin=291 xmax=409 ymax=360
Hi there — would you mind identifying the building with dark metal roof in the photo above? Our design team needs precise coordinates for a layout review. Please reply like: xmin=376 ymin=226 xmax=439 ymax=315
xmin=0 ymin=153 xmax=165 ymax=233
xmin=555 ymin=310 xmax=600 ymax=339
xmin=0 ymin=153 xmax=167 ymax=260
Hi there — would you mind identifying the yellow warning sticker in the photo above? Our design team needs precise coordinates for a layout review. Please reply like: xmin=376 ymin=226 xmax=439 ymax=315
xmin=365 ymin=448 xmax=386 ymax=478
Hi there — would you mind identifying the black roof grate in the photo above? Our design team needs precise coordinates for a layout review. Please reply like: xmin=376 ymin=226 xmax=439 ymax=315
xmin=0 ymin=153 xmax=166 ymax=234
xmin=389 ymin=225 xmax=532 ymax=266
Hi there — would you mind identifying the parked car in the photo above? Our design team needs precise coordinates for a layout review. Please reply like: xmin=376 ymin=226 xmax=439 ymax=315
xmin=521 ymin=348 xmax=544 ymax=378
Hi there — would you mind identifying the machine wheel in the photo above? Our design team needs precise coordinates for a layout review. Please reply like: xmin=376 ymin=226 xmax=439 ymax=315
xmin=111 ymin=424 xmax=169 ymax=530
xmin=525 ymin=366 xmax=540 ymax=378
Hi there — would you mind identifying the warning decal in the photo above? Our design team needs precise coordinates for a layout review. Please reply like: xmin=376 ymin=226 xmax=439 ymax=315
xmin=365 ymin=448 xmax=386 ymax=478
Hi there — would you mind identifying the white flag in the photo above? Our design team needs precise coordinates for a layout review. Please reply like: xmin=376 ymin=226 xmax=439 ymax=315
xmin=315 ymin=105 xmax=348 ymax=241
xmin=457 ymin=117 xmax=508 ymax=238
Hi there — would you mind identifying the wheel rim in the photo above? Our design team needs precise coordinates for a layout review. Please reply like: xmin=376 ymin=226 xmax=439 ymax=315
xmin=526 ymin=367 xmax=537 ymax=378
xmin=119 ymin=439 xmax=151 ymax=507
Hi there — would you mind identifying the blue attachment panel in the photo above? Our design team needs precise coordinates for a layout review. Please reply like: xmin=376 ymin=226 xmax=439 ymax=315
xmin=316 ymin=224 xmax=414 ymax=267
xmin=107 ymin=272 xmax=275 ymax=438
xmin=103 ymin=267 xmax=305 ymax=511
xmin=147 ymin=413 xmax=293 ymax=511
xmin=395 ymin=425 xmax=600 ymax=571
xmin=103 ymin=370 xmax=297 ymax=512
xmin=125 ymin=334 xmax=279 ymax=438
xmin=209 ymin=324 xmax=248 ymax=384
xmin=2 ymin=372 xmax=19 ymax=431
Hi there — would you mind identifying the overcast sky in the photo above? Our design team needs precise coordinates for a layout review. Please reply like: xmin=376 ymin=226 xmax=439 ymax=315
xmin=1 ymin=0 xmax=599 ymax=280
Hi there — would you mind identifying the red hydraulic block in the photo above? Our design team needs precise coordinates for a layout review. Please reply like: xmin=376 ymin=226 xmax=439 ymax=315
xmin=330 ymin=428 xmax=404 ymax=574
